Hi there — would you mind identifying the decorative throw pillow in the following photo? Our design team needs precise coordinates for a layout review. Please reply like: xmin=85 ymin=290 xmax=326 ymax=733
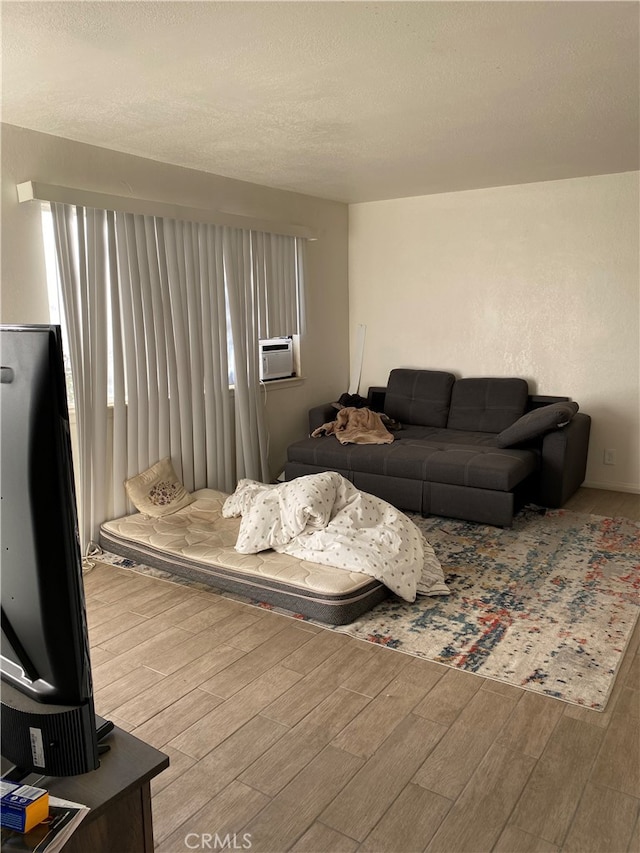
xmin=125 ymin=457 xmax=194 ymax=517
xmin=496 ymin=402 xmax=579 ymax=448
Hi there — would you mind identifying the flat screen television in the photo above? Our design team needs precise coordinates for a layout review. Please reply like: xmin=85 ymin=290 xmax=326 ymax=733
xmin=1 ymin=324 xmax=101 ymax=778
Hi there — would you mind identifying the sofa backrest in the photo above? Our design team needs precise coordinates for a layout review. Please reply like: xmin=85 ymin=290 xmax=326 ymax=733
xmin=384 ymin=369 xmax=455 ymax=427
xmin=447 ymin=377 xmax=529 ymax=433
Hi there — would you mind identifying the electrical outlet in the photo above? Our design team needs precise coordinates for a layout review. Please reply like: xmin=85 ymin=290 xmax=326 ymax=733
xmin=604 ymin=449 xmax=616 ymax=465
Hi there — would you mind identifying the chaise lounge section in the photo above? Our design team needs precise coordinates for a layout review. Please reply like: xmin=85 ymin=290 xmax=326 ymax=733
xmin=285 ymin=369 xmax=591 ymax=527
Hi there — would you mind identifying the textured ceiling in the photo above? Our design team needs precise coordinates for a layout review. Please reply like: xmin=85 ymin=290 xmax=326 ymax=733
xmin=2 ymin=1 xmax=638 ymax=203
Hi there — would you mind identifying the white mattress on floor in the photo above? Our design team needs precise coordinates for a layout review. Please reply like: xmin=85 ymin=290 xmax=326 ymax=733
xmin=100 ymin=488 xmax=378 ymax=596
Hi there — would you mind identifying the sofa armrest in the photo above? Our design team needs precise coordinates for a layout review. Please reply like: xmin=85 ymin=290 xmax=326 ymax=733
xmin=309 ymin=403 xmax=337 ymax=433
xmin=536 ymin=412 xmax=591 ymax=507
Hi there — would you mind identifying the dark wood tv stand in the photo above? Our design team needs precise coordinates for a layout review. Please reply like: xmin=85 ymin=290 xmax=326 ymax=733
xmin=3 ymin=726 xmax=169 ymax=852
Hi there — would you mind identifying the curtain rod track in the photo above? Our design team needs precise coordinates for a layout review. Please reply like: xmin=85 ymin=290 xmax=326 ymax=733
xmin=17 ymin=181 xmax=317 ymax=241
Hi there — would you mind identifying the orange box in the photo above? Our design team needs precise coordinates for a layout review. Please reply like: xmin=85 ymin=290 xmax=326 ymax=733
xmin=0 ymin=780 xmax=49 ymax=832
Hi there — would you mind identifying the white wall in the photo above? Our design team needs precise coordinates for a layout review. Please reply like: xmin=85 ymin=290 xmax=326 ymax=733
xmin=1 ymin=123 xmax=350 ymax=480
xmin=4 ymin=126 xmax=637 ymax=494
xmin=349 ymin=172 xmax=640 ymax=492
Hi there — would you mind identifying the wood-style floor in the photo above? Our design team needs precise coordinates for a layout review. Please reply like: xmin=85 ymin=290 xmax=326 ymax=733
xmin=84 ymin=488 xmax=640 ymax=853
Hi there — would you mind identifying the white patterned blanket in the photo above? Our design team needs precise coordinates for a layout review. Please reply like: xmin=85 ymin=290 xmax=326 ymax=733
xmin=223 ymin=472 xmax=448 ymax=602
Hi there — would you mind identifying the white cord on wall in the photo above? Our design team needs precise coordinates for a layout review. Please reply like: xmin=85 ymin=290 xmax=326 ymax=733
xmin=348 ymin=324 xmax=367 ymax=396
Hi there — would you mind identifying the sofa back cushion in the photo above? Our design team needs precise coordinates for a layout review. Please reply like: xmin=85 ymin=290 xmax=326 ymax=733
xmin=384 ymin=369 xmax=455 ymax=427
xmin=447 ymin=377 xmax=529 ymax=433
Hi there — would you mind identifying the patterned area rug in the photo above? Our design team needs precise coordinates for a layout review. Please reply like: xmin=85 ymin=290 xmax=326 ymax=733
xmin=96 ymin=507 xmax=640 ymax=711
xmin=334 ymin=508 xmax=640 ymax=710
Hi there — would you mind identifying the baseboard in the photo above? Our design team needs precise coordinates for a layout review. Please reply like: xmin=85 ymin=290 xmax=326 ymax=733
xmin=582 ymin=480 xmax=640 ymax=495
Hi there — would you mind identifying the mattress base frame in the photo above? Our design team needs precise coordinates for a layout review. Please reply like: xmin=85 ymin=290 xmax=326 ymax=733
xmin=98 ymin=527 xmax=389 ymax=626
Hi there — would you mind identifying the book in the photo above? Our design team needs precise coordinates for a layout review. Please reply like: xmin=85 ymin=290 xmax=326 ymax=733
xmin=0 ymin=795 xmax=89 ymax=853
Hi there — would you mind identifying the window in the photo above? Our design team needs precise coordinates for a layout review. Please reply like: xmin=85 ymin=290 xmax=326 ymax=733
xmin=42 ymin=208 xmax=304 ymax=403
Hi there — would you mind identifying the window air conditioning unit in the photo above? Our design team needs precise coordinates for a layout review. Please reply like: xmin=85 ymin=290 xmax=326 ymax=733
xmin=259 ymin=337 xmax=294 ymax=381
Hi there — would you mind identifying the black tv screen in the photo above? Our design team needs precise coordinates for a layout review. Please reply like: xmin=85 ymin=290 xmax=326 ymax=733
xmin=1 ymin=324 xmax=99 ymax=777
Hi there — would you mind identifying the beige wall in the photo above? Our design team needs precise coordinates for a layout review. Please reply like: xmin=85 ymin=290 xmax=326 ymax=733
xmin=4 ymin=125 xmax=637 ymax=493
xmin=349 ymin=172 xmax=640 ymax=492
xmin=1 ymin=123 xmax=350 ymax=479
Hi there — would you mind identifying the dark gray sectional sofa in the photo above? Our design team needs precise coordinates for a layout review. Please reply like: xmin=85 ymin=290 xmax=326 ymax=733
xmin=285 ymin=369 xmax=591 ymax=527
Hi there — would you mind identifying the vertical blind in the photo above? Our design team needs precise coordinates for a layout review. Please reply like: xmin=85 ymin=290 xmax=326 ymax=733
xmin=252 ymin=231 xmax=304 ymax=339
xmin=48 ymin=202 xmax=305 ymax=550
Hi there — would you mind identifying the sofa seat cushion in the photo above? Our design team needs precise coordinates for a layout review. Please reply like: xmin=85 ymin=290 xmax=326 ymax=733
xmin=396 ymin=426 xmax=498 ymax=447
xmin=287 ymin=434 xmax=538 ymax=493
xmin=409 ymin=443 xmax=537 ymax=491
